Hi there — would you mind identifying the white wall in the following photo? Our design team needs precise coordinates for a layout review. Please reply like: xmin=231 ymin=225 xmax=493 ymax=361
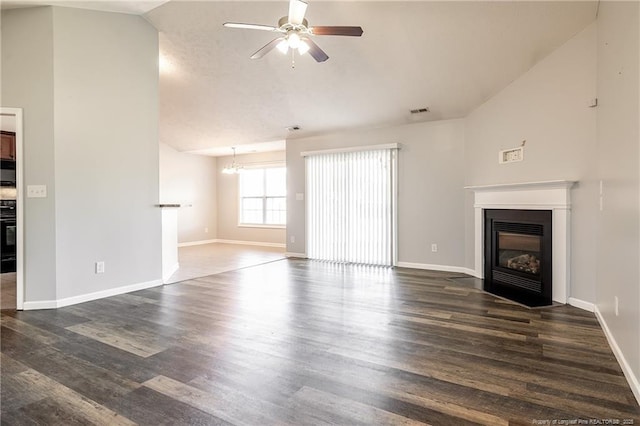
xmin=2 ymin=7 xmax=57 ymax=301
xmin=595 ymin=1 xmax=640 ymax=401
xmin=216 ymin=150 xmax=286 ymax=245
xmin=286 ymin=119 xmax=466 ymax=269
xmin=464 ymin=23 xmax=598 ymax=303
xmin=159 ymin=143 xmax=217 ymax=243
xmin=2 ymin=6 xmax=162 ymax=304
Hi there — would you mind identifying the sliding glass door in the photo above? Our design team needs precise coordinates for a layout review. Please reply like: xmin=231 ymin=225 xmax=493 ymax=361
xmin=305 ymin=147 xmax=396 ymax=266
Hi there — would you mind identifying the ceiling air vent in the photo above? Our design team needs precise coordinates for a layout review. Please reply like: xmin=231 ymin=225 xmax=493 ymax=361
xmin=410 ymin=107 xmax=430 ymax=114
xmin=286 ymin=125 xmax=301 ymax=132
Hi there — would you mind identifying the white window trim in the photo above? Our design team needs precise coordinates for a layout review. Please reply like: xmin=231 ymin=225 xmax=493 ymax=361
xmin=237 ymin=166 xmax=287 ymax=228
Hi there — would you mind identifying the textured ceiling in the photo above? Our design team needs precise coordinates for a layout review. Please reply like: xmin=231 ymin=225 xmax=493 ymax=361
xmin=148 ymin=1 xmax=597 ymax=155
xmin=3 ymin=1 xmax=599 ymax=156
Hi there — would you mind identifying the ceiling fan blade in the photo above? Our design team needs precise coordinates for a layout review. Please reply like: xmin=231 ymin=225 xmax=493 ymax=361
xmin=301 ymin=37 xmax=329 ymax=62
xmin=223 ymin=22 xmax=279 ymax=32
xmin=250 ymin=37 xmax=285 ymax=59
xmin=310 ymin=26 xmax=364 ymax=37
xmin=288 ymin=0 xmax=308 ymax=25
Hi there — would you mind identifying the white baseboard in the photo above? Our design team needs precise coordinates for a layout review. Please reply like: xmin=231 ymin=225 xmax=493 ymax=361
xmin=396 ymin=262 xmax=473 ymax=275
xmin=214 ymin=239 xmax=286 ymax=248
xmin=178 ymin=239 xmax=217 ymax=247
xmin=285 ymin=252 xmax=308 ymax=258
xmin=22 ymin=279 xmax=163 ymax=311
xmin=568 ymin=297 xmax=595 ymax=312
xmin=461 ymin=267 xmax=477 ymax=277
xmin=179 ymin=238 xmax=285 ymax=249
xmin=22 ymin=300 xmax=58 ymax=310
xmin=595 ymin=306 xmax=640 ymax=405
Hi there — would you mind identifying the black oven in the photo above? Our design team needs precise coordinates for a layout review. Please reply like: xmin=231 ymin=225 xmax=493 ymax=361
xmin=0 ymin=160 xmax=16 ymax=186
xmin=0 ymin=200 xmax=16 ymax=273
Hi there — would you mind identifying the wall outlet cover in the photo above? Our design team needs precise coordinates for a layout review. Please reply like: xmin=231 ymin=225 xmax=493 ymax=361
xmin=27 ymin=185 xmax=47 ymax=198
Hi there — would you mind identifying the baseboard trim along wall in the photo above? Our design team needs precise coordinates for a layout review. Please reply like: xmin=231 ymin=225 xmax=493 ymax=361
xmin=285 ymin=252 xmax=308 ymax=258
xmin=178 ymin=239 xmax=217 ymax=247
xmin=396 ymin=261 xmax=474 ymax=276
xmin=567 ymin=297 xmax=595 ymax=312
xmin=178 ymin=239 xmax=286 ymax=249
xmin=215 ymin=239 xmax=286 ymax=248
xmin=22 ymin=279 xmax=163 ymax=311
xmin=595 ymin=306 xmax=640 ymax=405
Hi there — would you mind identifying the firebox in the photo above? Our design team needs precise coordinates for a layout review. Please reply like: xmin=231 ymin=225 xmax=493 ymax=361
xmin=484 ymin=209 xmax=552 ymax=307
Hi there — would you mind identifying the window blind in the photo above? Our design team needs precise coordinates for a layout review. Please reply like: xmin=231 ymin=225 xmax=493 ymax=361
xmin=306 ymin=148 xmax=394 ymax=266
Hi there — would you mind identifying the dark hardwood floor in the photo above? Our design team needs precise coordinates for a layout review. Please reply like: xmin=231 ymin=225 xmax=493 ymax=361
xmin=2 ymin=259 xmax=639 ymax=425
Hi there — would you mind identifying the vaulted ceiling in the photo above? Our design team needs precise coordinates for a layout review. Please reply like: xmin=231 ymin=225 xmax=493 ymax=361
xmin=4 ymin=1 xmax=598 ymax=155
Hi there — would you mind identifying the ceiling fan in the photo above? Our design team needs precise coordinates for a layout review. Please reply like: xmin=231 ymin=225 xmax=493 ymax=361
xmin=223 ymin=0 xmax=363 ymax=63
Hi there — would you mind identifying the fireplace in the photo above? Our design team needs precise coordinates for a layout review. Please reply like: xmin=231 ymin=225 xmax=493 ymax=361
xmin=484 ymin=209 xmax=552 ymax=307
xmin=467 ymin=180 xmax=575 ymax=305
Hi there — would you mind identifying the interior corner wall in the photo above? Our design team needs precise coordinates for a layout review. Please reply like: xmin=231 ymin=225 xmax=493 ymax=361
xmin=1 ymin=7 xmax=58 ymax=301
xmin=50 ymin=7 xmax=161 ymax=300
xmin=159 ymin=142 xmax=217 ymax=243
xmin=216 ymin=150 xmax=286 ymax=245
xmin=463 ymin=22 xmax=598 ymax=304
xmin=595 ymin=0 xmax=640 ymax=400
xmin=286 ymin=119 xmax=466 ymax=268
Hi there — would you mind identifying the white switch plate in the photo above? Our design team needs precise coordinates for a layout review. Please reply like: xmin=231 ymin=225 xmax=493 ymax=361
xmin=295 ymin=193 xmax=304 ymax=201
xmin=27 ymin=185 xmax=47 ymax=198
xmin=95 ymin=261 xmax=105 ymax=274
xmin=431 ymin=243 xmax=438 ymax=252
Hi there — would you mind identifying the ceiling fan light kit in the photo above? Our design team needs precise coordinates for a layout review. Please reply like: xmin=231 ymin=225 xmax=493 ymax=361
xmin=223 ymin=0 xmax=363 ymax=66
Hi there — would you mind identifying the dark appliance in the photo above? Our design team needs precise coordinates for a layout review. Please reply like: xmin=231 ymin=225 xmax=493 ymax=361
xmin=484 ymin=209 xmax=552 ymax=307
xmin=0 ymin=160 xmax=16 ymax=186
xmin=0 ymin=200 xmax=17 ymax=273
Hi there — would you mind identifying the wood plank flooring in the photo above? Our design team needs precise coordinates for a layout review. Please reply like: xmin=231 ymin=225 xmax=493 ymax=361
xmin=2 ymin=259 xmax=639 ymax=425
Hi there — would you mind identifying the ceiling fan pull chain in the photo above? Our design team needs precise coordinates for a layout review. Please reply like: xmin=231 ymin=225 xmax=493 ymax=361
xmin=291 ymin=49 xmax=296 ymax=69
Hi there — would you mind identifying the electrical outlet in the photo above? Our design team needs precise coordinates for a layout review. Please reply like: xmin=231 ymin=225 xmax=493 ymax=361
xmin=204 ymin=227 xmax=209 ymax=233
xmin=290 ymin=236 xmax=295 ymax=243
xmin=431 ymin=243 xmax=438 ymax=252
xmin=614 ymin=296 xmax=619 ymax=316
xmin=95 ymin=261 xmax=105 ymax=274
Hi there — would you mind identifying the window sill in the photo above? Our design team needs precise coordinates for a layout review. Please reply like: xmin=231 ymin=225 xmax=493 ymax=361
xmin=238 ymin=224 xmax=286 ymax=230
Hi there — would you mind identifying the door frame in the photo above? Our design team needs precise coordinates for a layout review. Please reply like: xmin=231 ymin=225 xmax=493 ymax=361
xmin=1 ymin=108 xmax=24 ymax=310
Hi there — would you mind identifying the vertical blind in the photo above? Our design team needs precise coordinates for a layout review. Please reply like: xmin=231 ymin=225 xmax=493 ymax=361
xmin=306 ymin=148 xmax=394 ymax=266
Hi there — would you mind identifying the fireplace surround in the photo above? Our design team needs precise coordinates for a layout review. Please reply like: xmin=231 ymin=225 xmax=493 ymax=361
xmin=466 ymin=180 xmax=576 ymax=305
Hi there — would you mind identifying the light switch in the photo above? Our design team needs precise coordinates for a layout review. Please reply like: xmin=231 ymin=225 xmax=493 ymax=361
xmin=296 ymin=193 xmax=304 ymax=201
xmin=27 ymin=185 xmax=47 ymax=198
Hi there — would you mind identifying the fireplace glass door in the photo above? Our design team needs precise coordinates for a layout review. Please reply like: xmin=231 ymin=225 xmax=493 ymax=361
xmin=497 ymin=232 xmax=541 ymax=276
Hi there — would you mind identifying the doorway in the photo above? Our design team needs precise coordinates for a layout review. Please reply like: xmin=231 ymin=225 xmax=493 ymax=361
xmin=0 ymin=108 xmax=24 ymax=310
xmin=304 ymin=145 xmax=398 ymax=266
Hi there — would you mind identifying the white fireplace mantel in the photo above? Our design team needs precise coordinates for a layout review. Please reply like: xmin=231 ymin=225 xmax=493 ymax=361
xmin=466 ymin=180 xmax=576 ymax=304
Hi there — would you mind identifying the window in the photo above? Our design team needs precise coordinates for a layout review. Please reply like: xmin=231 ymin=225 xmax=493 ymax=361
xmin=239 ymin=167 xmax=286 ymax=226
